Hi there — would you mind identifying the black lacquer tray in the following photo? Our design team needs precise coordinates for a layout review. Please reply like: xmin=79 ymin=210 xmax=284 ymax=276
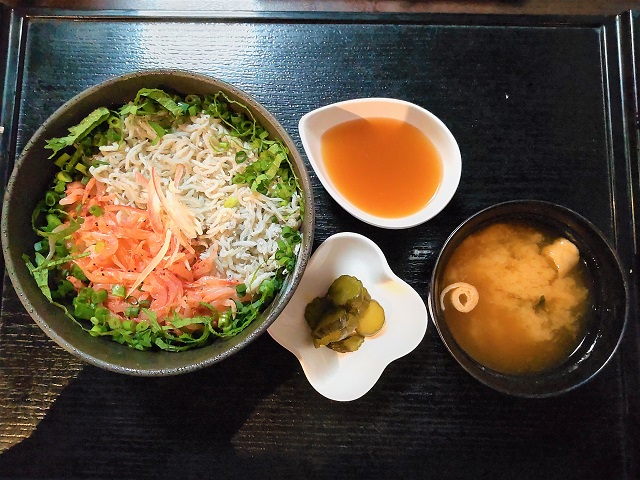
xmin=0 ymin=7 xmax=638 ymax=479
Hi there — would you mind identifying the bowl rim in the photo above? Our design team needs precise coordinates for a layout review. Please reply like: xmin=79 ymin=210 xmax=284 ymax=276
xmin=427 ymin=199 xmax=630 ymax=397
xmin=1 ymin=69 xmax=315 ymax=375
xmin=298 ymin=97 xmax=461 ymax=229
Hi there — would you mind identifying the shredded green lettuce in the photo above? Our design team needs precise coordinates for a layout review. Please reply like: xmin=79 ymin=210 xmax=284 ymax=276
xmin=133 ymin=88 xmax=185 ymax=117
xmin=44 ymin=107 xmax=110 ymax=158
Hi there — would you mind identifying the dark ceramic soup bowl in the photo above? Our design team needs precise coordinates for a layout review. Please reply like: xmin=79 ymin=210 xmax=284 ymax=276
xmin=428 ymin=200 xmax=628 ymax=397
xmin=1 ymin=70 xmax=315 ymax=376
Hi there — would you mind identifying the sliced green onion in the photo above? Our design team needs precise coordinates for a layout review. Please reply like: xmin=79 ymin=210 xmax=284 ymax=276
xmin=91 ymin=159 xmax=109 ymax=168
xmin=56 ymin=171 xmax=73 ymax=183
xmin=214 ymin=141 xmax=229 ymax=152
xmin=124 ymin=306 xmax=140 ymax=318
xmin=70 ymin=264 xmax=88 ymax=282
xmin=232 ymin=174 xmax=245 ymax=185
xmin=224 ymin=197 xmax=239 ymax=208
xmin=136 ymin=321 xmax=150 ymax=332
xmin=235 ymin=151 xmax=247 ymax=163
xmin=185 ymin=94 xmax=200 ymax=105
xmin=94 ymin=306 xmax=110 ymax=322
xmin=122 ymin=319 xmax=137 ymax=330
xmin=107 ymin=115 xmax=121 ymax=127
xmin=65 ymin=148 xmax=83 ymax=172
xmin=88 ymin=205 xmax=104 ymax=217
xmin=44 ymin=191 xmax=58 ymax=207
xmin=54 ymin=153 xmax=71 ymax=168
xmin=45 ymin=214 xmax=62 ymax=230
xmin=111 ymin=284 xmax=126 ymax=298
xmin=108 ymin=316 xmax=122 ymax=330
xmin=91 ymin=289 xmax=108 ymax=304
xmin=237 ymin=120 xmax=254 ymax=136
xmin=217 ymin=312 xmax=230 ymax=330
xmin=74 ymin=302 xmax=95 ymax=320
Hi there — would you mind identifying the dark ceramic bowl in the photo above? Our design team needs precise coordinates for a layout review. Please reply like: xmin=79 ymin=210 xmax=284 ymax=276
xmin=1 ymin=70 xmax=315 ymax=376
xmin=428 ymin=200 xmax=628 ymax=397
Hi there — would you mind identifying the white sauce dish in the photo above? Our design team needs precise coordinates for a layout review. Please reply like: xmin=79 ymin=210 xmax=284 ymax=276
xmin=298 ymin=98 xmax=461 ymax=229
xmin=268 ymin=232 xmax=428 ymax=401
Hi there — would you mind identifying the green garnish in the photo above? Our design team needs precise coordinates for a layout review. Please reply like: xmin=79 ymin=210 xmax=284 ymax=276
xmin=534 ymin=295 xmax=546 ymax=312
xmin=91 ymin=289 xmax=108 ymax=304
xmin=45 ymin=107 xmax=111 ymax=158
xmin=88 ymin=205 xmax=104 ymax=217
xmin=147 ymin=120 xmax=166 ymax=145
xmin=276 ymin=226 xmax=302 ymax=272
xmin=223 ymin=196 xmax=239 ymax=208
xmin=133 ymin=88 xmax=185 ymax=117
xmin=56 ymin=171 xmax=73 ymax=183
xmin=111 ymin=284 xmax=126 ymax=298
xmin=124 ymin=306 xmax=140 ymax=318
xmin=235 ymin=151 xmax=247 ymax=163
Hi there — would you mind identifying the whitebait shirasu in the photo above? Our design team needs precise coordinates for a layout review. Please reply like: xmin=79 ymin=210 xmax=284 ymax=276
xmin=90 ymin=112 xmax=302 ymax=292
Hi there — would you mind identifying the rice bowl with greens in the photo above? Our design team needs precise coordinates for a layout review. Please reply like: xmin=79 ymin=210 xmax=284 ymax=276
xmin=24 ymin=88 xmax=303 ymax=352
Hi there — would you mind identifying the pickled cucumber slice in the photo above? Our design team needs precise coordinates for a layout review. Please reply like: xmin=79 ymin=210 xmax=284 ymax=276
xmin=312 ymin=307 xmax=349 ymax=340
xmin=327 ymin=275 xmax=364 ymax=311
xmin=313 ymin=329 xmax=348 ymax=348
xmin=327 ymin=335 xmax=365 ymax=353
xmin=305 ymin=275 xmax=386 ymax=352
xmin=312 ymin=307 xmax=362 ymax=348
xmin=350 ymin=287 xmax=371 ymax=317
xmin=304 ymin=296 xmax=333 ymax=330
xmin=356 ymin=299 xmax=385 ymax=337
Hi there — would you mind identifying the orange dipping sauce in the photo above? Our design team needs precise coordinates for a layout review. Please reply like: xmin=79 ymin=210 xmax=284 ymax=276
xmin=320 ymin=117 xmax=443 ymax=218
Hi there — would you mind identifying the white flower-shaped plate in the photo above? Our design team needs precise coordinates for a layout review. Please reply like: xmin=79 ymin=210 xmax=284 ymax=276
xmin=268 ymin=232 xmax=428 ymax=401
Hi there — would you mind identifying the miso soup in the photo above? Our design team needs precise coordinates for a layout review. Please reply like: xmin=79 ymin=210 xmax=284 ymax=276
xmin=440 ymin=222 xmax=592 ymax=375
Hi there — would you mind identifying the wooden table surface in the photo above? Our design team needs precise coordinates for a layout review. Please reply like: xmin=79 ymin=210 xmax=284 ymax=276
xmin=1 ymin=0 xmax=639 ymax=16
